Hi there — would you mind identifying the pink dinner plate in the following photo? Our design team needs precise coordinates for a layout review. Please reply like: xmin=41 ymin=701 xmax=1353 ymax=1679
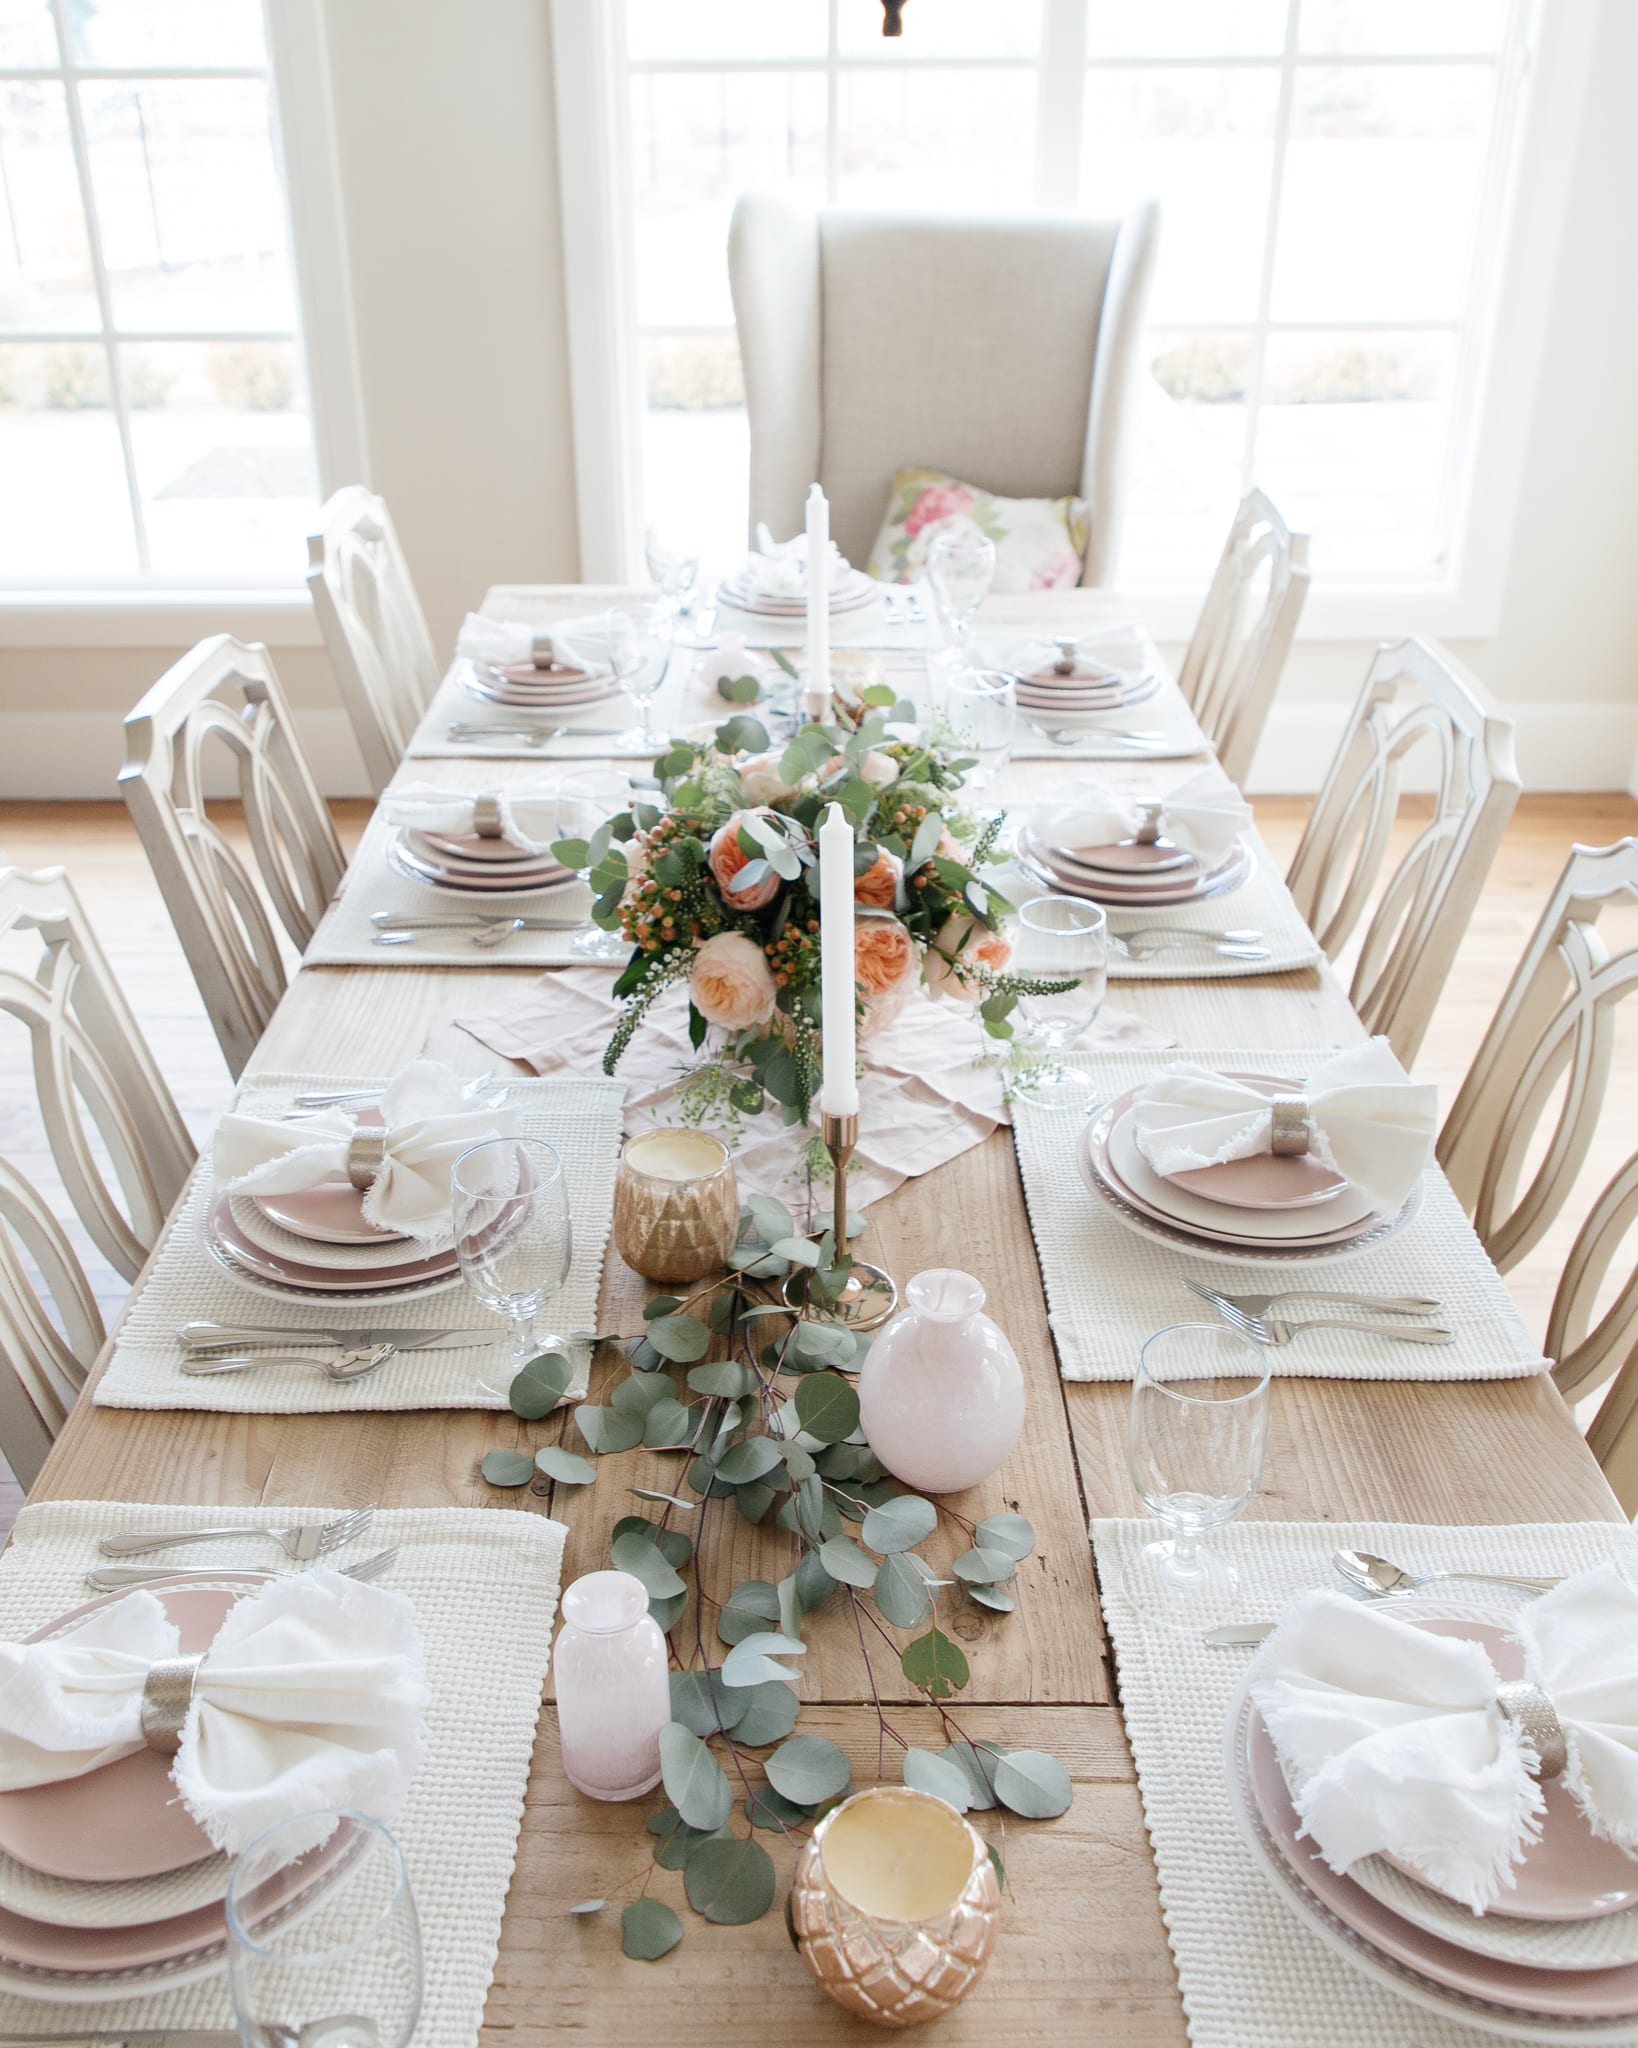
xmin=1052 ymin=839 xmax=1197 ymax=877
xmin=1169 ymin=1152 xmax=1349 ymax=1209
xmin=1018 ymin=830 xmax=1251 ymax=907
xmin=385 ymin=833 xmax=573 ymax=895
xmin=208 ymin=1194 xmax=457 ymax=1292
xmin=415 ymin=828 xmax=549 ymax=865
xmin=496 ymin=659 xmax=594 ymax=683
xmin=255 ymin=1179 xmax=407 ymax=1247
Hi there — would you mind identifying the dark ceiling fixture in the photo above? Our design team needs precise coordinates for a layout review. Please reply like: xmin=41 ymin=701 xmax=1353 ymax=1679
xmin=881 ymin=0 xmax=905 ymax=35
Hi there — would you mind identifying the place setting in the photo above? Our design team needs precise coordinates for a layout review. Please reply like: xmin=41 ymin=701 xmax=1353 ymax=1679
xmin=717 ymin=518 xmax=883 ymax=621
xmin=976 ymin=624 xmax=1212 ymax=761
xmin=1011 ymin=1040 xmax=1550 ymax=1382
xmin=1006 ymin=771 xmax=1324 ymax=977
xmin=0 ymin=1495 xmax=564 ymax=2042
xmin=92 ymin=1061 xmax=623 ymax=1415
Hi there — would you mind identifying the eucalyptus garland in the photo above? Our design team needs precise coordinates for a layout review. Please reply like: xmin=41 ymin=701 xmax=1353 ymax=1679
xmin=482 ymin=1195 xmax=1072 ymax=1962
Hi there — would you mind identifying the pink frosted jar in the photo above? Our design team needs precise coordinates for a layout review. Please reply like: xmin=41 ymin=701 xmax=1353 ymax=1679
xmin=857 ymin=1268 xmax=1025 ymax=1494
xmin=554 ymin=1569 xmax=671 ymax=1800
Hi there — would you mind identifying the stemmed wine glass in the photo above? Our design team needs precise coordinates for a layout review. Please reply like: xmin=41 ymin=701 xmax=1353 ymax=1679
xmin=1123 ymin=1323 xmax=1271 ymax=1633
xmin=607 ymin=601 xmax=676 ymax=754
xmin=943 ymin=667 xmax=1016 ymax=792
xmin=226 ymin=1810 xmax=422 ymax=2048
xmin=452 ymin=1136 xmax=572 ymax=1394
xmin=645 ymin=524 xmax=700 ymax=617
xmin=553 ymin=766 xmax=633 ymax=963
xmin=1008 ymin=895 xmax=1108 ymax=1110
xmin=926 ymin=525 xmax=996 ymax=648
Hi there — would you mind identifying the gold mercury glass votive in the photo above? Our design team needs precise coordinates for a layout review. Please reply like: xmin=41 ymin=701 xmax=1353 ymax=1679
xmin=790 ymin=1786 xmax=1002 ymax=2029
xmin=611 ymin=1127 xmax=739 ymax=1284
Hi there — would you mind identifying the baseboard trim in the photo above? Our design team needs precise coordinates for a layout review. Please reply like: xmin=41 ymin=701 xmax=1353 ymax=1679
xmin=1246 ymin=700 xmax=1638 ymax=797
xmin=0 ymin=709 xmax=371 ymax=802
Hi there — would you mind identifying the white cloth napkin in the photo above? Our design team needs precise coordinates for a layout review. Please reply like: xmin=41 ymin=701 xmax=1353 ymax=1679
xmin=455 ymin=611 xmax=611 ymax=674
xmin=1129 ymin=1036 xmax=1436 ymax=1216
xmin=1249 ymin=1565 xmax=1638 ymax=1913
xmin=1034 ymin=768 xmax=1251 ymax=872
xmin=381 ymin=780 xmax=574 ymax=857
xmin=695 ymin=632 xmax=772 ymax=699
xmin=213 ymin=1058 xmax=509 ymax=1243
xmin=0 ymin=1569 xmax=428 ymax=1855
xmin=984 ymin=625 xmax=1150 ymax=681
xmin=741 ymin=523 xmax=851 ymax=598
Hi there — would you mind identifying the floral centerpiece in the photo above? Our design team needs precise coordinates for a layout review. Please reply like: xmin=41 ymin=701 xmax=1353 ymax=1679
xmin=552 ymin=690 xmax=1051 ymax=1125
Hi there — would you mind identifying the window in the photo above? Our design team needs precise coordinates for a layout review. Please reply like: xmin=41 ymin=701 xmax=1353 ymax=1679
xmin=613 ymin=0 xmax=1550 ymax=612
xmin=0 ymin=0 xmax=319 ymax=588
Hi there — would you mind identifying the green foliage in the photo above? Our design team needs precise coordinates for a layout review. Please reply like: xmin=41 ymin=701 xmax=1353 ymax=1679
xmin=901 ymin=1627 xmax=970 ymax=1700
xmin=479 ymin=1448 xmax=533 ymax=1488
xmin=621 ymin=1897 xmax=683 ymax=1960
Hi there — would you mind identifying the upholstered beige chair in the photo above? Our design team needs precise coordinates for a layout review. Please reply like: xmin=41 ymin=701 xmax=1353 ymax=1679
xmin=728 ymin=193 xmax=1160 ymax=583
xmin=1439 ymin=839 xmax=1638 ymax=1506
xmin=0 ymin=866 xmax=194 ymax=1484
xmin=1286 ymin=636 xmax=1521 ymax=1066
xmin=308 ymin=485 xmax=441 ymax=794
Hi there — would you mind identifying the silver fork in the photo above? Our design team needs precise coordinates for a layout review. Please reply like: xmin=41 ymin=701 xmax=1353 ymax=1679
xmin=179 ymin=1344 xmax=398 ymax=1384
xmin=292 ymin=1070 xmax=497 ymax=1109
xmin=1206 ymin=1297 xmax=1454 ymax=1346
xmin=86 ymin=1545 xmax=400 ymax=1594
xmin=1112 ymin=936 xmax=1272 ymax=963
xmin=98 ymin=1504 xmax=374 ymax=1561
xmin=1186 ymin=1280 xmax=1443 ymax=1318
xmin=445 ymin=722 xmax=626 ymax=745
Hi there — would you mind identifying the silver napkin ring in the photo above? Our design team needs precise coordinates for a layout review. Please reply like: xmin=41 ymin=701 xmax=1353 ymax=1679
xmin=531 ymin=633 xmax=556 ymax=668
xmin=1496 ymin=1679 xmax=1568 ymax=1780
xmin=472 ymin=792 xmax=504 ymax=839
xmin=141 ymin=1653 xmax=205 ymax=1755
xmin=346 ymin=1125 xmax=387 ymax=1191
xmin=1134 ymin=801 xmax=1164 ymax=846
xmin=1269 ymin=1096 xmax=1311 ymax=1157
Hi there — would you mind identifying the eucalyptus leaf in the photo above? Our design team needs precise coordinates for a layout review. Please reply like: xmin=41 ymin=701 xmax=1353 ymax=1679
xmin=966 ymin=1581 xmax=1016 ymax=1612
xmin=716 ymin=1579 xmax=780 ymax=1647
xmin=647 ymin=1805 xmax=719 ymax=1870
xmin=746 ymin=1193 xmax=795 ymax=1244
xmin=643 ymin=1398 xmax=696 ymax=1449
xmin=817 ymin=1535 xmax=877 ymax=1588
xmin=900 ymin=1626 xmax=970 ymax=1700
xmin=575 ymin=1405 xmax=644 ymax=1455
xmin=611 ymin=1530 xmax=687 ymax=1599
xmin=993 ymin=1749 xmax=1073 ymax=1820
xmin=793 ymin=1549 xmax=838 ymax=1613
xmin=611 ymin=1371 xmax=679 ymax=1417
xmin=658 ymin=1723 xmax=733 ymax=1832
xmin=909 ymin=809 xmax=944 ymax=870
xmin=734 ymin=1480 xmax=778 ymax=1524
xmin=479 ymin=1448 xmax=534 ymax=1489
xmin=942 ymin=1740 xmax=1002 ymax=1810
xmin=743 ymin=1785 xmax=812 ymax=1830
xmin=952 ymin=1546 xmax=1019 ymax=1584
xmin=974 ymin=1512 xmax=1036 ymax=1561
xmin=686 ymin=1360 xmax=760 ymax=1398
xmin=534 ymin=1445 xmax=595 ymax=1486
xmin=508 ymin=1352 xmax=572 ymax=1420
xmin=646 ymin=1314 xmax=711 ymax=1363
xmin=769 ymin=1235 xmax=822 ymax=1268
xmin=642 ymin=1295 xmax=684 ymax=1321
xmin=648 ymin=1588 xmax=688 ymax=1633
xmin=794 ymin=1373 xmax=861 ymax=1444
xmin=873 ymin=1551 xmax=933 ymax=1629
xmin=721 ymin=1631 xmax=806 ymax=1688
xmin=765 ymin=1733 xmax=852 ymax=1806
xmin=613 ymin=1516 xmax=692 ymax=1568
xmin=776 ymin=1572 xmax=803 ymax=1642
xmin=988 ymin=1842 xmax=1006 ymax=1892
xmin=713 ymin=1436 xmax=784 ymax=1485
xmin=669 ymin=1668 xmax=749 ymax=1738
xmin=862 ymin=1494 xmax=938 ymax=1554
xmin=730 ymin=1679 xmax=802 ymax=1747
xmin=778 ymin=1441 xmax=816 ymax=1484
xmin=684 ymin=1833 xmax=776 ymax=1925
xmin=621 ymin=1896 xmax=683 ymax=1961
xmin=630 ymin=1487 xmax=694 ymax=1508
xmin=569 ymin=1898 xmax=605 ymax=1915
xmin=902 ymin=1747 xmax=973 ymax=1813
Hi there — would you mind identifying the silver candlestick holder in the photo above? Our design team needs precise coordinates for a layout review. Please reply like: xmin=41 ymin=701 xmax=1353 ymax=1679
xmin=781 ymin=1109 xmax=899 ymax=1330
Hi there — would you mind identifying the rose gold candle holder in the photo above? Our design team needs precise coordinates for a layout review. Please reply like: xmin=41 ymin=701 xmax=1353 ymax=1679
xmin=781 ymin=1110 xmax=898 ymax=1331
xmin=612 ymin=1127 xmax=738 ymax=1284
xmin=789 ymin=1786 xmax=1002 ymax=2029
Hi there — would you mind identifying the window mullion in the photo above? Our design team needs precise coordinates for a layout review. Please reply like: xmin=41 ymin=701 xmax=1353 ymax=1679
xmin=1238 ymin=0 xmax=1302 ymax=494
xmin=1036 ymin=0 xmax=1088 ymax=206
xmin=47 ymin=0 xmax=150 ymax=573
xmin=824 ymin=0 xmax=840 ymax=202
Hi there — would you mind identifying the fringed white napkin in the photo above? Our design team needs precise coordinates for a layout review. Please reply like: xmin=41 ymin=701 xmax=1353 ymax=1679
xmin=0 ymin=1569 xmax=428 ymax=1855
xmin=985 ymin=625 xmax=1150 ymax=681
xmin=213 ymin=1058 xmax=509 ymax=1243
xmin=742 ymin=522 xmax=851 ymax=598
xmin=1130 ymin=1037 xmax=1436 ymax=1216
xmin=1249 ymin=1565 xmax=1638 ymax=1913
xmin=455 ymin=612 xmax=611 ymax=674
xmin=381 ymin=781 xmax=572 ymax=857
xmin=1034 ymin=768 xmax=1251 ymax=872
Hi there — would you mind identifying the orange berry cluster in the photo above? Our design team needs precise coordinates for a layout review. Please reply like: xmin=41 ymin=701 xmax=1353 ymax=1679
xmin=765 ymin=910 xmax=821 ymax=990
xmin=618 ymin=814 xmax=723 ymax=954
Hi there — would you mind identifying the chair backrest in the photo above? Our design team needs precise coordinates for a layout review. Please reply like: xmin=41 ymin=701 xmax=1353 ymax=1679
xmin=0 ymin=866 xmax=194 ymax=1485
xmin=1285 ymin=636 xmax=1520 ymax=1065
xmin=307 ymin=485 xmax=440 ymax=794
xmin=1437 ymin=837 xmax=1638 ymax=1501
xmin=729 ymin=194 xmax=1159 ymax=581
xmin=1177 ymin=488 xmax=1310 ymax=786
xmin=119 ymin=635 xmax=345 ymax=1080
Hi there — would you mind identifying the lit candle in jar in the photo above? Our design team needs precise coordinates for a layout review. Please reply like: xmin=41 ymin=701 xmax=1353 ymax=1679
xmin=818 ymin=802 xmax=858 ymax=1118
xmin=805 ymin=482 xmax=831 ymax=725
xmin=612 ymin=1126 xmax=738 ymax=1283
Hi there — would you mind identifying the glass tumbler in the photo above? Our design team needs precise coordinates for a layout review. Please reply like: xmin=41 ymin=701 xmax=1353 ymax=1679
xmin=943 ymin=667 xmax=1016 ymax=792
xmin=1009 ymin=895 xmax=1108 ymax=1111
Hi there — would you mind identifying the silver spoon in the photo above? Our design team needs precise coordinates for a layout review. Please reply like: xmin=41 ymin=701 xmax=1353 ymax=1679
xmin=181 ymin=1343 xmax=397 ymax=1384
xmin=1333 ymin=1548 xmax=1563 ymax=1598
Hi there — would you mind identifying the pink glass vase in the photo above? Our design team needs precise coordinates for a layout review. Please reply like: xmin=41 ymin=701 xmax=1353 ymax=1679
xmin=554 ymin=1569 xmax=670 ymax=1800
xmin=857 ymin=1268 xmax=1025 ymax=1494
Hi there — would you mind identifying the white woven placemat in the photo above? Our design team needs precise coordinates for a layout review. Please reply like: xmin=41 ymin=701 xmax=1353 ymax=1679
xmin=1091 ymin=1515 xmax=1638 ymax=2048
xmin=0 ymin=1499 xmax=564 ymax=2044
xmin=1012 ymin=1048 xmax=1548 ymax=1381
xmin=93 ymin=1071 xmax=622 ymax=1412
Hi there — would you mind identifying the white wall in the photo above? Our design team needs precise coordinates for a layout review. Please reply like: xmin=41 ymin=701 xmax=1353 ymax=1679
xmin=0 ymin=0 xmax=1635 ymax=801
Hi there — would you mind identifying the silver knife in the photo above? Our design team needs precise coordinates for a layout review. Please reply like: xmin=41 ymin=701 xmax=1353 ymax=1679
xmin=1203 ymin=1621 xmax=1276 ymax=1647
xmin=178 ymin=1322 xmax=501 ymax=1352
xmin=0 ymin=2032 xmax=242 ymax=2045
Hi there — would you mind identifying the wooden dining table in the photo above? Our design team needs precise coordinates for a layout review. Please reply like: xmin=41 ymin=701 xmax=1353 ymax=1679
xmin=31 ymin=589 xmax=1623 ymax=2043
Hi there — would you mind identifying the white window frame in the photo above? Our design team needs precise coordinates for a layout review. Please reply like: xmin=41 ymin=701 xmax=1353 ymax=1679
xmin=0 ymin=0 xmax=366 ymax=647
xmin=552 ymin=0 xmax=1600 ymax=643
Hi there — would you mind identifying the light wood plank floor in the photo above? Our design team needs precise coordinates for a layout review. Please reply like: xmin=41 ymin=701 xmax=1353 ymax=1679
xmin=0 ymin=790 xmax=1632 ymax=1538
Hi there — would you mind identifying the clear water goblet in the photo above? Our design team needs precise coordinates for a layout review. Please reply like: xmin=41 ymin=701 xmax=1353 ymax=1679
xmin=1008 ymin=895 xmax=1107 ymax=1110
xmin=1122 ymin=1323 xmax=1271 ymax=1634
xmin=608 ymin=600 xmax=676 ymax=754
xmin=644 ymin=523 xmax=700 ymax=617
xmin=226 ymin=1810 xmax=422 ymax=2048
xmin=943 ymin=667 xmax=1016 ymax=792
xmin=553 ymin=765 xmax=633 ymax=963
xmin=452 ymin=1136 xmax=572 ymax=1394
xmin=926 ymin=525 xmax=996 ymax=647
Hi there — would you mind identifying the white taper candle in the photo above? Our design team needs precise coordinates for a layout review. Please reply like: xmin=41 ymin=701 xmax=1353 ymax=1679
xmin=818 ymin=800 xmax=859 ymax=1117
xmin=805 ymin=482 xmax=831 ymax=725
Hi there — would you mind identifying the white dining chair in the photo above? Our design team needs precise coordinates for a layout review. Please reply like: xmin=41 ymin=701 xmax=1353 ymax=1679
xmin=1438 ymin=838 xmax=1638 ymax=1506
xmin=728 ymin=193 xmax=1159 ymax=582
xmin=0 ymin=866 xmax=194 ymax=1486
xmin=1176 ymin=489 xmax=1310 ymax=787
xmin=307 ymin=485 xmax=441 ymax=794
xmin=1285 ymin=637 xmax=1521 ymax=1066
xmin=119 ymin=635 xmax=346 ymax=1080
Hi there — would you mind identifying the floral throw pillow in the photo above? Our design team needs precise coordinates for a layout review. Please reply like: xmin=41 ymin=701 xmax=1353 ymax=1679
xmin=866 ymin=466 xmax=1089 ymax=592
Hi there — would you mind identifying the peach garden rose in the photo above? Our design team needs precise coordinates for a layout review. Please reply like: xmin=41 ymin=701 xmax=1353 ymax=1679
xmin=922 ymin=912 xmax=1013 ymax=1004
xmin=853 ymin=916 xmax=919 ymax=1039
xmin=738 ymin=754 xmax=797 ymax=807
xmin=707 ymin=809 xmax=782 ymax=912
xmin=853 ymin=846 xmax=903 ymax=911
xmin=689 ymin=931 xmax=777 ymax=1031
